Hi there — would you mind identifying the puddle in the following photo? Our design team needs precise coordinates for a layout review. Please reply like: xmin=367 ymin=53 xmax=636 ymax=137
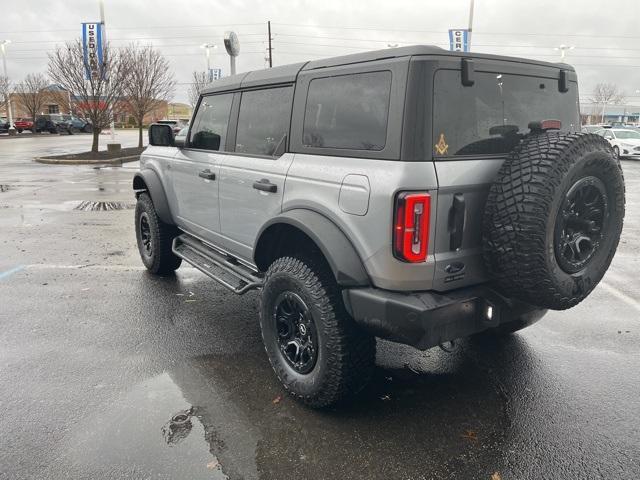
xmin=0 ymin=185 xmax=10 ymax=192
xmin=74 ymin=201 xmax=135 ymax=211
xmin=65 ymin=373 xmax=229 ymax=479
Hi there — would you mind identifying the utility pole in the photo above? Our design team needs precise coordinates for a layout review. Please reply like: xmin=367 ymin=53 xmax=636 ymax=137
xmin=267 ymin=21 xmax=273 ymax=68
xmin=99 ymin=0 xmax=116 ymax=141
xmin=467 ymin=0 xmax=475 ymax=51
xmin=1 ymin=40 xmax=15 ymax=135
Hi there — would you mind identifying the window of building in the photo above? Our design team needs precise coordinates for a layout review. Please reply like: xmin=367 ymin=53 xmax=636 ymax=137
xmin=48 ymin=105 xmax=60 ymax=114
xmin=303 ymin=71 xmax=392 ymax=151
xmin=433 ymin=70 xmax=580 ymax=157
xmin=189 ymin=93 xmax=233 ymax=151
xmin=235 ymin=86 xmax=293 ymax=157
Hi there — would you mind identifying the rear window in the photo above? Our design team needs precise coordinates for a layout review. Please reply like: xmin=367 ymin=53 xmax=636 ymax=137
xmin=433 ymin=70 xmax=579 ymax=157
xmin=303 ymin=71 xmax=391 ymax=151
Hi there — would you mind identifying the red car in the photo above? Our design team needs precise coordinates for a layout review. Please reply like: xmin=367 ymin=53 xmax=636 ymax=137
xmin=14 ymin=118 xmax=34 ymax=133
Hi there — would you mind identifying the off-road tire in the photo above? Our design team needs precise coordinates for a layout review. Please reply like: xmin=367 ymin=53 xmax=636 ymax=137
xmin=135 ymin=192 xmax=182 ymax=274
xmin=483 ymin=132 xmax=625 ymax=310
xmin=259 ymin=255 xmax=376 ymax=408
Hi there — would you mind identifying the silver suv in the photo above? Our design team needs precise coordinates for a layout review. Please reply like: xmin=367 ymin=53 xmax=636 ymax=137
xmin=134 ymin=46 xmax=625 ymax=408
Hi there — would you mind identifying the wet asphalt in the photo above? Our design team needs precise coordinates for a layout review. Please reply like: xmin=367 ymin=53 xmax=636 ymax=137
xmin=0 ymin=132 xmax=639 ymax=480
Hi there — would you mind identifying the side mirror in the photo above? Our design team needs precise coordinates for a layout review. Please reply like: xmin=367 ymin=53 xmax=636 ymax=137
xmin=149 ymin=124 xmax=174 ymax=147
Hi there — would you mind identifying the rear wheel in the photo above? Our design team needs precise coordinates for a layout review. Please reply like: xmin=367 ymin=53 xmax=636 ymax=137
xmin=259 ymin=255 xmax=376 ymax=408
xmin=135 ymin=193 xmax=182 ymax=274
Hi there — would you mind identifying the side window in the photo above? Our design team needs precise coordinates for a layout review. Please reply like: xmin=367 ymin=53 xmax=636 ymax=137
xmin=604 ymin=131 xmax=613 ymax=140
xmin=303 ymin=71 xmax=391 ymax=151
xmin=235 ymin=86 xmax=293 ymax=157
xmin=189 ymin=93 xmax=233 ymax=151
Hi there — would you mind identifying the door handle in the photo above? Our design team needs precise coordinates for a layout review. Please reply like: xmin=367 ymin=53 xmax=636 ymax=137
xmin=253 ymin=179 xmax=277 ymax=193
xmin=198 ymin=169 xmax=216 ymax=180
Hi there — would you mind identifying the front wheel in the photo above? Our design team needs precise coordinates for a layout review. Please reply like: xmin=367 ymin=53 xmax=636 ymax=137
xmin=135 ymin=193 xmax=182 ymax=274
xmin=259 ymin=255 xmax=376 ymax=408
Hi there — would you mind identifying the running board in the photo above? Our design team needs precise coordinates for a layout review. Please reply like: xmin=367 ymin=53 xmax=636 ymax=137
xmin=172 ymin=235 xmax=263 ymax=294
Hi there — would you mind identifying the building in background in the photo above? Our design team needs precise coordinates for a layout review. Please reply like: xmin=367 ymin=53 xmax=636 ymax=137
xmin=580 ymin=103 xmax=640 ymax=125
xmin=166 ymin=102 xmax=192 ymax=122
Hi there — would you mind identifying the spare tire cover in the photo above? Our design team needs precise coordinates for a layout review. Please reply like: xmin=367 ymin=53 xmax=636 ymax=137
xmin=483 ymin=132 xmax=625 ymax=310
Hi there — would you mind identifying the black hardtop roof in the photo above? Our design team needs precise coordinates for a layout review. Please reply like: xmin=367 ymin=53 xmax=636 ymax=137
xmin=200 ymin=45 xmax=572 ymax=95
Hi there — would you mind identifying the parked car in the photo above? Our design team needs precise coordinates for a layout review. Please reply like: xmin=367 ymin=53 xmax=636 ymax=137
xmin=596 ymin=127 xmax=640 ymax=159
xmin=157 ymin=119 xmax=187 ymax=134
xmin=61 ymin=115 xmax=92 ymax=133
xmin=174 ymin=126 xmax=188 ymax=144
xmin=0 ymin=117 xmax=11 ymax=133
xmin=14 ymin=118 xmax=34 ymax=133
xmin=134 ymin=46 xmax=625 ymax=408
xmin=34 ymin=114 xmax=73 ymax=134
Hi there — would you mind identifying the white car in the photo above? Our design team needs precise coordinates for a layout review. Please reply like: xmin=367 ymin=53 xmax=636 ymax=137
xmin=596 ymin=128 xmax=640 ymax=159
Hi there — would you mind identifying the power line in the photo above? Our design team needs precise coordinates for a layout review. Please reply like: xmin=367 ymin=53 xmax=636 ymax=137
xmin=0 ymin=23 xmax=264 ymax=34
xmin=272 ymin=22 xmax=640 ymax=40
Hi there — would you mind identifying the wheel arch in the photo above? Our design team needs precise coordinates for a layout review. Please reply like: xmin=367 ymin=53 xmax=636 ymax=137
xmin=254 ymin=210 xmax=370 ymax=287
xmin=132 ymin=169 xmax=174 ymax=225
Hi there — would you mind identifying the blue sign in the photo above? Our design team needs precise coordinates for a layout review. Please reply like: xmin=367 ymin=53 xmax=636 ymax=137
xmin=208 ymin=68 xmax=223 ymax=82
xmin=82 ymin=22 xmax=104 ymax=80
xmin=448 ymin=29 xmax=469 ymax=52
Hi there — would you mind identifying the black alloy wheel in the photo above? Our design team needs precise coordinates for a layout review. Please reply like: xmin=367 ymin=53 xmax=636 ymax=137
xmin=554 ymin=176 xmax=609 ymax=274
xmin=273 ymin=291 xmax=318 ymax=374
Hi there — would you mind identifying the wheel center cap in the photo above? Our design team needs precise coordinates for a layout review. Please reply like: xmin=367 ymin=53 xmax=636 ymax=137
xmin=299 ymin=323 xmax=307 ymax=335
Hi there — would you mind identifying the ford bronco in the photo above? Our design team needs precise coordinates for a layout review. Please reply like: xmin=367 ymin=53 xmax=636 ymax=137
xmin=133 ymin=46 xmax=625 ymax=407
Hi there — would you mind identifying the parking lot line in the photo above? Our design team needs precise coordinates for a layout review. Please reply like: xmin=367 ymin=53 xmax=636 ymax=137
xmin=0 ymin=265 xmax=25 ymax=281
xmin=599 ymin=281 xmax=640 ymax=314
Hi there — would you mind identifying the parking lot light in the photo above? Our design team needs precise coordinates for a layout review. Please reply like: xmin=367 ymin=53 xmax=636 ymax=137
xmin=1 ymin=39 xmax=16 ymax=134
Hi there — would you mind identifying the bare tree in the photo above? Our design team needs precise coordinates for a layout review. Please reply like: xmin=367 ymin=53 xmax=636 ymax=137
xmin=0 ymin=75 xmax=10 ymax=114
xmin=13 ymin=73 xmax=49 ymax=121
xmin=122 ymin=44 xmax=175 ymax=148
xmin=48 ymin=41 xmax=130 ymax=152
xmin=590 ymin=83 xmax=626 ymax=122
xmin=188 ymin=71 xmax=208 ymax=108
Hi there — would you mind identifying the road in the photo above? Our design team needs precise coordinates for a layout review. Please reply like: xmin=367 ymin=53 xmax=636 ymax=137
xmin=0 ymin=133 xmax=638 ymax=479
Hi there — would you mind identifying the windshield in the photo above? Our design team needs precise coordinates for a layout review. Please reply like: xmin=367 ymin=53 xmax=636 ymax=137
xmin=433 ymin=70 xmax=579 ymax=156
xmin=614 ymin=130 xmax=640 ymax=140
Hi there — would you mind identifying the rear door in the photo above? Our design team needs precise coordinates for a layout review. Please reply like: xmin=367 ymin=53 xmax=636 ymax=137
xmin=169 ymin=92 xmax=234 ymax=241
xmin=431 ymin=65 xmax=580 ymax=291
xmin=217 ymin=85 xmax=295 ymax=260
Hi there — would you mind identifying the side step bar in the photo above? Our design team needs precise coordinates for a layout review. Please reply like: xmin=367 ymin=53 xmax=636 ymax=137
xmin=172 ymin=234 xmax=263 ymax=294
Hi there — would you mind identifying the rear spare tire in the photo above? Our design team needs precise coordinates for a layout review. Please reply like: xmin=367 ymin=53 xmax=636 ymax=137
xmin=483 ymin=132 xmax=625 ymax=310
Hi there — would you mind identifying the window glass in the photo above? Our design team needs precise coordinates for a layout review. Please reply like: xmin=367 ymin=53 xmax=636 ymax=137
xmin=189 ymin=93 xmax=233 ymax=151
xmin=433 ymin=70 xmax=580 ymax=157
xmin=303 ymin=71 xmax=391 ymax=151
xmin=235 ymin=87 xmax=293 ymax=156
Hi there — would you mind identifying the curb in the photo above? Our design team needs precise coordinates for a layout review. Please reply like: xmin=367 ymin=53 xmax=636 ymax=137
xmin=34 ymin=155 xmax=140 ymax=165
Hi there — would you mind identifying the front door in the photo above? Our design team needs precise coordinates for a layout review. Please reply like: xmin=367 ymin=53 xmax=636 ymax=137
xmin=217 ymin=85 xmax=295 ymax=260
xmin=168 ymin=92 xmax=234 ymax=242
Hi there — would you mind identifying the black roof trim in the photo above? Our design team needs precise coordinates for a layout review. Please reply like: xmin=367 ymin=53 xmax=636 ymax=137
xmin=199 ymin=45 xmax=574 ymax=95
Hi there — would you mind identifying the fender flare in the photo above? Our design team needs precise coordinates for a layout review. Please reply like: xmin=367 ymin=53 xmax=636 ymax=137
xmin=132 ymin=169 xmax=174 ymax=225
xmin=254 ymin=209 xmax=370 ymax=287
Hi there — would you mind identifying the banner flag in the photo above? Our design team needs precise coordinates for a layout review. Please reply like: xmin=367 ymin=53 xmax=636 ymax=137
xmin=82 ymin=22 xmax=104 ymax=80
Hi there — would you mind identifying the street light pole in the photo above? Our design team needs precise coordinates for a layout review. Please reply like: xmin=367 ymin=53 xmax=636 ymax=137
xmin=467 ymin=0 xmax=475 ymax=51
xmin=200 ymin=43 xmax=216 ymax=80
xmin=555 ymin=44 xmax=575 ymax=62
xmin=1 ymin=40 xmax=16 ymax=135
xmin=99 ymin=0 xmax=116 ymax=141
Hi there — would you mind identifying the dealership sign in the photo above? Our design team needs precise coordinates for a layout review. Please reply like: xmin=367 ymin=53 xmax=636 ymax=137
xmin=448 ymin=29 xmax=469 ymax=52
xmin=82 ymin=22 xmax=104 ymax=80
xmin=208 ymin=68 xmax=223 ymax=82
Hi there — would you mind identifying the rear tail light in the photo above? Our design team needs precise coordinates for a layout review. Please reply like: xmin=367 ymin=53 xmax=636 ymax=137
xmin=393 ymin=192 xmax=431 ymax=263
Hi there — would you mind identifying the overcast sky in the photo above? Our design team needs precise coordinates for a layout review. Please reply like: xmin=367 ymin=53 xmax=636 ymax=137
xmin=1 ymin=0 xmax=639 ymax=106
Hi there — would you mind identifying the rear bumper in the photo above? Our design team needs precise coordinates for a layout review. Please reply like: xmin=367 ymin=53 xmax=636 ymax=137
xmin=343 ymin=285 xmax=545 ymax=350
